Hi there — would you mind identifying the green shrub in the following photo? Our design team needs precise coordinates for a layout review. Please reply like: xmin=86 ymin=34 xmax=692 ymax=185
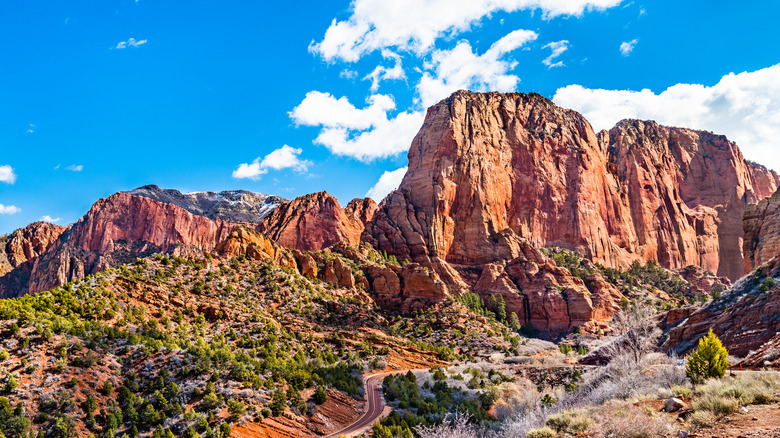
xmin=526 ymin=427 xmax=556 ymax=438
xmin=686 ymin=329 xmax=728 ymax=384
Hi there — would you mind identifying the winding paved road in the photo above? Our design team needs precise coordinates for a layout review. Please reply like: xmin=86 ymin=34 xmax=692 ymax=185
xmin=324 ymin=372 xmax=397 ymax=438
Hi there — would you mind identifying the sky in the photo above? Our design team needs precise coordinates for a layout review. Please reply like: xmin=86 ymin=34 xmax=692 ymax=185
xmin=1 ymin=0 xmax=779 ymax=234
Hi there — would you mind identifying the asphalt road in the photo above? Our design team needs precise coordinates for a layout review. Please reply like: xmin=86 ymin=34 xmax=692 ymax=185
xmin=324 ymin=371 xmax=397 ymax=438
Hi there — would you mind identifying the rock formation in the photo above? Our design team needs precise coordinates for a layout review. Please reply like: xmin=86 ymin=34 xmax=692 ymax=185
xmin=215 ymin=225 xmax=296 ymax=268
xmin=366 ymin=91 xmax=778 ymax=286
xmin=22 ymin=192 xmax=241 ymax=296
xmin=0 ymin=221 xmax=65 ymax=275
xmin=743 ymin=188 xmax=780 ymax=272
xmin=127 ymin=185 xmax=284 ymax=223
xmin=260 ymin=192 xmax=376 ymax=251
xmin=664 ymin=256 xmax=780 ymax=357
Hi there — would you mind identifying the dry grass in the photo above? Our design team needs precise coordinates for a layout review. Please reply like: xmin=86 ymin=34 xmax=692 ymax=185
xmin=545 ymin=409 xmax=591 ymax=434
xmin=687 ymin=410 xmax=717 ymax=430
xmin=592 ymin=402 xmax=672 ymax=438
xmin=525 ymin=427 xmax=556 ymax=438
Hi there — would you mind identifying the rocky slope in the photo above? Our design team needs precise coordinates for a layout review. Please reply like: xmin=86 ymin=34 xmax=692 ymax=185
xmin=260 ymin=192 xmax=376 ymax=251
xmin=0 ymin=193 xmax=242 ymax=297
xmin=127 ymin=184 xmax=284 ymax=222
xmin=663 ymin=255 xmax=780 ymax=358
xmin=0 ymin=221 xmax=65 ymax=276
xmin=366 ymin=91 xmax=778 ymax=290
xmin=743 ymin=188 xmax=780 ymax=272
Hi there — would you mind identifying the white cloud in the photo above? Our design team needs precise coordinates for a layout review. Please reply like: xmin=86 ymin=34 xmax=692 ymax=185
xmin=542 ymin=40 xmax=569 ymax=68
xmin=364 ymin=50 xmax=406 ymax=92
xmin=291 ymin=92 xmax=425 ymax=161
xmin=232 ymin=145 xmax=311 ymax=180
xmin=619 ymin=39 xmax=637 ymax=56
xmin=115 ymin=38 xmax=147 ymax=49
xmin=552 ymin=63 xmax=780 ymax=169
xmin=66 ymin=165 xmax=83 ymax=172
xmin=416 ymin=29 xmax=537 ymax=107
xmin=41 ymin=215 xmax=60 ymax=223
xmin=0 ymin=165 xmax=16 ymax=184
xmin=310 ymin=0 xmax=623 ymax=62
xmin=366 ymin=167 xmax=407 ymax=201
xmin=0 ymin=204 xmax=20 ymax=215
xmin=26 ymin=124 xmax=35 ymax=134
xmin=291 ymin=91 xmax=396 ymax=130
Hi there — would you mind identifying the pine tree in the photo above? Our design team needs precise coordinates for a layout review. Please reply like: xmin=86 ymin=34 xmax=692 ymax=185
xmin=508 ymin=312 xmax=521 ymax=331
xmin=686 ymin=329 xmax=729 ymax=384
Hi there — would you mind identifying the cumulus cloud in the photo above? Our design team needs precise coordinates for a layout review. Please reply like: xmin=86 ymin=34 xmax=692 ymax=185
xmin=417 ymin=29 xmax=538 ymax=107
xmin=310 ymin=0 xmax=623 ymax=62
xmin=291 ymin=92 xmax=396 ymax=130
xmin=364 ymin=50 xmax=406 ymax=92
xmin=553 ymin=63 xmax=780 ymax=169
xmin=0 ymin=165 xmax=16 ymax=184
xmin=41 ymin=215 xmax=60 ymax=223
xmin=66 ymin=165 xmax=83 ymax=172
xmin=115 ymin=38 xmax=147 ymax=49
xmin=366 ymin=167 xmax=407 ymax=201
xmin=232 ymin=145 xmax=311 ymax=180
xmin=620 ymin=39 xmax=637 ymax=56
xmin=542 ymin=40 xmax=569 ymax=68
xmin=291 ymin=92 xmax=425 ymax=161
xmin=0 ymin=204 xmax=20 ymax=215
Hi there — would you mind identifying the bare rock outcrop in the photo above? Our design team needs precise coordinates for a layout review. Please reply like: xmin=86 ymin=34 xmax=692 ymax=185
xmin=24 ymin=192 xmax=240 ymax=295
xmin=260 ymin=192 xmax=373 ymax=251
xmin=744 ymin=188 xmax=780 ymax=272
xmin=2 ymin=221 xmax=65 ymax=271
xmin=366 ymin=91 xmax=776 ymax=288
xmin=215 ymin=225 xmax=296 ymax=268
xmin=663 ymin=257 xmax=780 ymax=357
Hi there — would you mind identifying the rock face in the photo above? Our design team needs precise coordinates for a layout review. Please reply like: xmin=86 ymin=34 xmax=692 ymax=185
xmin=22 ymin=193 xmax=241 ymax=296
xmin=127 ymin=185 xmax=285 ymax=223
xmin=0 ymin=222 xmax=67 ymax=298
xmin=215 ymin=225 xmax=296 ymax=268
xmin=743 ymin=188 xmax=780 ymax=272
xmin=0 ymin=222 xmax=65 ymax=273
xmin=260 ymin=192 xmax=376 ymax=251
xmin=366 ymin=91 xmax=778 ymax=286
xmin=663 ymin=256 xmax=780 ymax=357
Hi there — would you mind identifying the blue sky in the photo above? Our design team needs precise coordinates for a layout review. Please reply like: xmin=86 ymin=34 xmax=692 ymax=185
xmin=1 ymin=0 xmax=779 ymax=234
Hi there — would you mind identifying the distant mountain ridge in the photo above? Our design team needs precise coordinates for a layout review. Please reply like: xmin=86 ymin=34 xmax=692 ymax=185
xmin=126 ymin=184 xmax=286 ymax=223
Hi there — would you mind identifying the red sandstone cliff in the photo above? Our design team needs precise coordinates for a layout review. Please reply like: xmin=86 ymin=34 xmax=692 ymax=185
xmin=663 ymin=256 xmax=780 ymax=357
xmin=743 ymin=188 xmax=780 ymax=272
xmin=366 ymin=91 xmax=776 ymax=284
xmin=1 ymin=221 xmax=65 ymax=271
xmin=23 ymin=193 xmax=241 ymax=295
xmin=260 ymin=192 xmax=376 ymax=251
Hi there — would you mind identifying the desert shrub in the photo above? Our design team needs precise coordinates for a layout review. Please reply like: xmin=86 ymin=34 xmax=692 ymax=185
xmin=692 ymin=393 xmax=739 ymax=416
xmin=592 ymin=403 xmax=671 ymax=438
xmin=545 ymin=409 xmax=591 ymax=434
xmin=686 ymin=329 xmax=728 ymax=384
xmin=687 ymin=410 xmax=716 ymax=429
xmin=670 ymin=385 xmax=692 ymax=400
xmin=526 ymin=427 xmax=556 ymax=438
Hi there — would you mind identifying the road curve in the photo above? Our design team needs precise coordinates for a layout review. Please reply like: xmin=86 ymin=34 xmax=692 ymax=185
xmin=324 ymin=371 xmax=400 ymax=438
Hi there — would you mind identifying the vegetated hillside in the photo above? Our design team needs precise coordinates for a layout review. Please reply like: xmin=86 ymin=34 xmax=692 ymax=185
xmin=0 ymin=229 xmax=527 ymax=438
